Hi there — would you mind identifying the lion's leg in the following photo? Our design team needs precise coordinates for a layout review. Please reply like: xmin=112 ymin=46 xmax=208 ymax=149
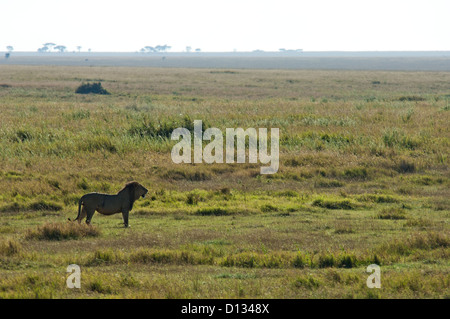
xmin=122 ymin=210 xmax=130 ymax=228
xmin=78 ymin=206 xmax=87 ymax=224
xmin=85 ymin=208 xmax=96 ymax=225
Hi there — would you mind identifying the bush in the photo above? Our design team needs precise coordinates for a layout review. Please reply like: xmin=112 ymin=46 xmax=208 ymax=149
xmin=75 ymin=82 xmax=110 ymax=95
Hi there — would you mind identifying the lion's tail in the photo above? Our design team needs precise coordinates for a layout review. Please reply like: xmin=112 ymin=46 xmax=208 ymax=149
xmin=68 ymin=197 xmax=83 ymax=222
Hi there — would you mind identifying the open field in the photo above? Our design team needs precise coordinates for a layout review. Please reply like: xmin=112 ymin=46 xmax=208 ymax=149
xmin=0 ymin=65 xmax=449 ymax=298
xmin=2 ymin=54 xmax=450 ymax=71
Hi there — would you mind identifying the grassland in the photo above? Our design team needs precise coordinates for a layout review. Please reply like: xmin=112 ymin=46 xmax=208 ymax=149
xmin=0 ymin=65 xmax=449 ymax=299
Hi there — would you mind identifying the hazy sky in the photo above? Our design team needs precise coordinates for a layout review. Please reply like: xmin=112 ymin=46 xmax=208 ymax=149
xmin=1 ymin=0 xmax=449 ymax=52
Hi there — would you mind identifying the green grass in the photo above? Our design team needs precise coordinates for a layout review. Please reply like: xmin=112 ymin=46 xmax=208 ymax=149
xmin=0 ymin=65 xmax=448 ymax=299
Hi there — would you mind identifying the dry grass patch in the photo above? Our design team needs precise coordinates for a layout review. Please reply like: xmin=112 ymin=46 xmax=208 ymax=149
xmin=25 ymin=222 xmax=101 ymax=240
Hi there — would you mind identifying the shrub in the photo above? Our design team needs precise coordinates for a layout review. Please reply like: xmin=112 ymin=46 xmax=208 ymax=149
xmin=75 ymin=82 xmax=110 ymax=95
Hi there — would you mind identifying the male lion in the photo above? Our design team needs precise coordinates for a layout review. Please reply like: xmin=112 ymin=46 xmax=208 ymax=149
xmin=69 ymin=181 xmax=148 ymax=227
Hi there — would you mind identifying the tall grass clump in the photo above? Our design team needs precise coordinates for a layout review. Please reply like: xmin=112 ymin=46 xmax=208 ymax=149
xmin=27 ymin=200 xmax=63 ymax=212
xmin=129 ymin=115 xmax=202 ymax=139
xmin=383 ymin=129 xmax=421 ymax=150
xmin=0 ymin=239 xmax=22 ymax=256
xmin=25 ymin=222 xmax=101 ymax=240
xmin=312 ymin=198 xmax=357 ymax=210
xmin=77 ymin=135 xmax=117 ymax=153
xmin=292 ymin=251 xmax=312 ymax=268
xmin=379 ymin=232 xmax=449 ymax=256
xmin=377 ymin=207 xmax=406 ymax=220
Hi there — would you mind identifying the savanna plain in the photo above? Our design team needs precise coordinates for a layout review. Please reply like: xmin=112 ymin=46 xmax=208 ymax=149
xmin=0 ymin=63 xmax=449 ymax=298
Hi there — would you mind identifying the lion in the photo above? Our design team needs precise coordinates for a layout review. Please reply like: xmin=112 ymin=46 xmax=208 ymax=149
xmin=69 ymin=181 xmax=148 ymax=227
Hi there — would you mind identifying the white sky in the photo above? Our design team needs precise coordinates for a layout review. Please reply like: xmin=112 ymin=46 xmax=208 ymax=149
xmin=1 ymin=0 xmax=449 ymax=52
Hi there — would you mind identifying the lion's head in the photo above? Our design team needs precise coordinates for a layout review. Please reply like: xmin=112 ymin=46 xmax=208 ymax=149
xmin=124 ymin=181 xmax=148 ymax=210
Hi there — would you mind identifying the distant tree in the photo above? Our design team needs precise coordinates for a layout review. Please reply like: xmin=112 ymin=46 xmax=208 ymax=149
xmin=6 ymin=46 xmax=13 ymax=52
xmin=44 ymin=43 xmax=56 ymax=51
xmin=76 ymin=46 xmax=82 ymax=52
xmin=144 ymin=45 xmax=170 ymax=53
xmin=38 ymin=46 xmax=49 ymax=53
xmin=157 ymin=45 xmax=171 ymax=52
xmin=54 ymin=45 xmax=66 ymax=53
xmin=144 ymin=46 xmax=156 ymax=53
xmin=195 ymin=48 xmax=201 ymax=52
